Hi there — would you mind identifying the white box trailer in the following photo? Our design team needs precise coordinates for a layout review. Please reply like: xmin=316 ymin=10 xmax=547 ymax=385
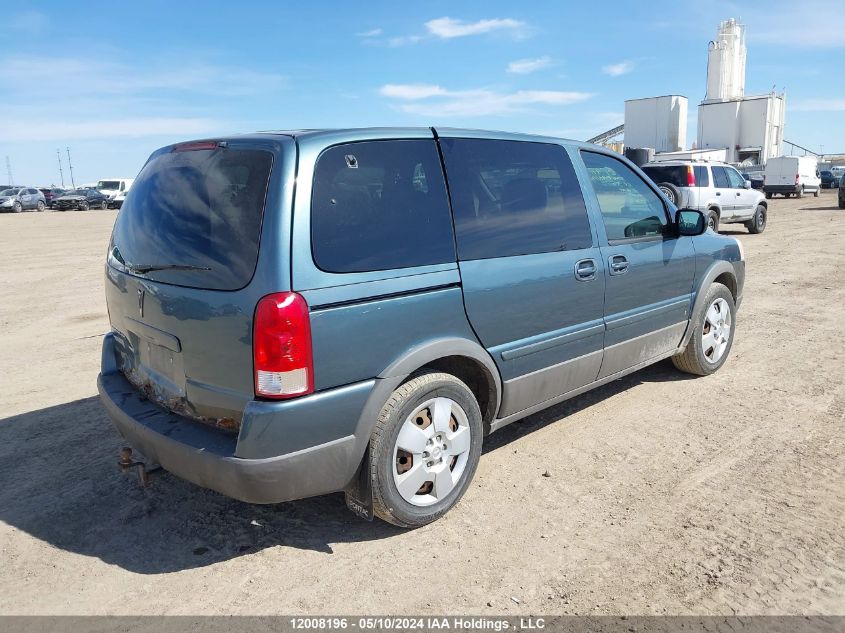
xmin=763 ymin=156 xmax=821 ymax=199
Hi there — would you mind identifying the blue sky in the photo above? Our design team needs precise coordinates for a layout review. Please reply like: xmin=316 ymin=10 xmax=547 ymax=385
xmin=1 ymin=0 xmax=843 ymax=186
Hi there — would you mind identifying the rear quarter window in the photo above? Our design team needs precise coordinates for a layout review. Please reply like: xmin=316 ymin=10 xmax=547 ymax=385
xmin=310 ymin=140 xmax=455 ymax=273
xmin=641 ymin=165 xmax=688 ymax=188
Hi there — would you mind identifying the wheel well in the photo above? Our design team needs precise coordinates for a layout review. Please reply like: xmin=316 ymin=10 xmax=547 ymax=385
xmin=707 ymin=206 xmax=720 ymax=217
xmin=714 ymin=272 xmax=737 ymax=301
xmin=758 ymin=200 xmax=767 ymax=208
xmin=421 ymin=356 xmax=497 ymax=430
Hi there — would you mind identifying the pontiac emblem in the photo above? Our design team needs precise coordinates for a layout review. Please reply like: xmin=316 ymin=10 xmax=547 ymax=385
xmin=137 ymin=288 xmax=146 ymax=318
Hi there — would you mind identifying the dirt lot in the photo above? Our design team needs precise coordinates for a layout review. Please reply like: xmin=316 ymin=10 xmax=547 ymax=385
xmin=0 ymin=192 xmax=843 ymax=616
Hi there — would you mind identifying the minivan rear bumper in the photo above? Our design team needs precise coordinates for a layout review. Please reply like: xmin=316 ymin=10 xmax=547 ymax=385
xmin=98 ymin=371 xmax=365 ymax=503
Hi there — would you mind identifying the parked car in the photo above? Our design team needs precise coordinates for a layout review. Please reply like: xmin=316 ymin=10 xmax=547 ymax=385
xmin=840 ymin=178 xmax=845 ymax=209
xmin=641 ymin=160 xmax=767 ymax=233
xmin=820 ymin=171 xmax=840 ymax=189
xmin=96 ymin=178 xmax=134 ymax=207
xmin=763 ymin=156 xmax=821 ymax=198
xmin=741 ymin=171 xmax=764 ymax=190
xmin=0 ymin=187 xmax=46 ymax=213
xmin=98 ymin=129 xmax=745 ymax=527
xmin=53 ymin=187 xmax=110 ymax=211
xmin=39 ymin=187 xmax=67 ymax=208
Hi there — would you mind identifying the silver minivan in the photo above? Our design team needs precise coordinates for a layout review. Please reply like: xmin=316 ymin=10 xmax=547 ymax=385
xmin=642 ymin=161 xmax=767 ymax=234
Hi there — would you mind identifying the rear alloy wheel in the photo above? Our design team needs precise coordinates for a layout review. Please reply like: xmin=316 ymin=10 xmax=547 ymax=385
xmin=672 ymin=283 xmax=736 ymax=376
xmin=706 ymin=210 xmax=719 ymax=232
xmin=79 ymin=201 xmax=89 ymax=211
xmin=36 ymin=200 xmax=45 ymax=212
xmin=370 ymin=371 xmax=482 ymax=528
xmin=657 ymin=182 xmax=681 ymax=206
xmin=746 ymin=204 xmax=767 ymax=234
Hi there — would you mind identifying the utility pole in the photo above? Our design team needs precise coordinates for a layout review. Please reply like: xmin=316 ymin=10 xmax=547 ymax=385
xmin=66 ymin=147 xmax=76 ymax=189
xmin=5 ymin=156 xmax=12 ymax=186
xmin=56 ymin=149 xmax=65 ymax=187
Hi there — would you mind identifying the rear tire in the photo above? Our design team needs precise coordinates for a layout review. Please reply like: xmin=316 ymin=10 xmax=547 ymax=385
xmin=813 ymin=187 xmax=820 ymax=198
xmin=706 ymin=210 xmax=719 ymax=232
xmin=746 ymin=204 xmax=767 ymax=234
xmin=765 ymin=192 xmax=772 ymax=199
xmin=839 ymin=197 xmax=845 ymax=209
xmin=672 ymin=283 xmax=736 ymax=376
xmin=370 ymin=371 xmax=483 ymax=528
xmin=36 ymin=200 xmax=45 ymax=212
xmin=100 ymin=200 xmax=108 ymax=210
xmin=657 ymin=182 xmax=681 ymax=206
xmin=797 ymin=186 xmax=804 ymax=199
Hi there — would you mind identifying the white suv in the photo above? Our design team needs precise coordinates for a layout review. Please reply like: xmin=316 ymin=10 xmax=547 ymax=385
xmin=642 ymin=161 xmax=767 ymax=234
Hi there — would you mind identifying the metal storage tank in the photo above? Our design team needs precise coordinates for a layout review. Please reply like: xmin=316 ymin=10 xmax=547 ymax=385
xmin=624 ymin=96 xmax=688 ymax=153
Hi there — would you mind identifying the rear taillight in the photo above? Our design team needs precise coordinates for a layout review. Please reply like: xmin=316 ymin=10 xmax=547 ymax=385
xmin=253 ymin=292 xmax=314 ymax=399
xmin=687 ymin=165 xmax=696 ymax=187
xmin=795 ymin=173 xmax=800 ymax=184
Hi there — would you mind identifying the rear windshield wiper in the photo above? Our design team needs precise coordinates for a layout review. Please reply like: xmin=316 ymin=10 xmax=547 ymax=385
xmin=128 ymin=263 xmax=212 ymax=274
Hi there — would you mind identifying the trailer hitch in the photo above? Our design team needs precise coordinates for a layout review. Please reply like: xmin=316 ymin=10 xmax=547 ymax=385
xmin=118 ymin=447 xmax=160 ymax=487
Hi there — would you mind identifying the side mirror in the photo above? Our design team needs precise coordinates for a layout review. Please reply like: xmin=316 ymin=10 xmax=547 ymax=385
xmin=675 ymin=209 xmax=706 ymax=236
xmin=743 ymin=180 xmax=752 ymax=189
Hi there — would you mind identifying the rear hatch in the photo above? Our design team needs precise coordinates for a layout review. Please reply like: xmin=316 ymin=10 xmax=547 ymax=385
xmin=105 ymin=140 xmax=277 ymax=431
xmin=641 ymin=164 xmax=697 ymax=208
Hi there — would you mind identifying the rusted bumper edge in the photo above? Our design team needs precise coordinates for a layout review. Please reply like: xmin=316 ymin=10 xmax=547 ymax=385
xmin=97 ymin=369 xmax=361 ymax=505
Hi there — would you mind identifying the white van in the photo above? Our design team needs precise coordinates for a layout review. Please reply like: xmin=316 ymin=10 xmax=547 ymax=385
xmin=96 ymin=178 xmax=134 ymax=208
xmin=763 ymin=156 xmax=820 ymax=199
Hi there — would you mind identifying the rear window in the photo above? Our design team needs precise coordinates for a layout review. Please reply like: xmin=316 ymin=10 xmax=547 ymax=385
xmin=98 ymin=180 xmax=120 ymax=190
xmin=641 ymin=165 xmax=691 ymax=188
xmin=109 ymin=146 xmax=273 ymax=291
xmin=310 ymin=140 xmax=455 ymax=273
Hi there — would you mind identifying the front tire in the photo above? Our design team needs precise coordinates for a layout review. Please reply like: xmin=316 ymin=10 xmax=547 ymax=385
xmin=12 ymin=201 xmax=22 ymax=213
xmin=813 ymin=187 xmax=820 ymax=198
xmin=746 ymin=204 xmax=767 ymax=234
xmin=36 ymin=200 xmax=45 ymax=212
xmin=672 ymin=283 xmax=736 ymax=376
xmin=79 ymin=201 xmax=89 ymax=211
xmin=370 ymin=371 xmax=483 ymax=528
xmin=100 ymin=200 xmax=108 ymax=210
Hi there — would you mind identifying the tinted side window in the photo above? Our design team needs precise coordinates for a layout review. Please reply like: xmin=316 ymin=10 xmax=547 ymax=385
xmin=641 ymin=165 xmax=687 ymax=188
xmin=712 ymin=166 xmax=731 ymax=188
xmin=694 ymin=166 xmax=709 ymax=187
xmin=726 ymin=167 xmax=746 ymax=188
xmin=581 ymin=151 xmax=668 ymax=241
xmin=440 ymin=139 xmax=592 ymax=260
xmin=28 ymin=188 xmax=39 ymax=195
xmin=311 ymin=140 xmax=454 ymax=273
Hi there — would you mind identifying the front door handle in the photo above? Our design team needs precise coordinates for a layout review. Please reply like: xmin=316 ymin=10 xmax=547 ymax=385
xmin=574 ymin=258 xmax=597 ymax=281
xmin=608 ymin=254 xmax=629 ymax=276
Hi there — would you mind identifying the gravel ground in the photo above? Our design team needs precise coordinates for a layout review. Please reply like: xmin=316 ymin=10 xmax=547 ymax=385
xmin=0 ymin=192 xmax=843 ymax=615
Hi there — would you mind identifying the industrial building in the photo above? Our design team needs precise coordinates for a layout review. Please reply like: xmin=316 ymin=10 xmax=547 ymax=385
xmin=696 ymin=19 xmax=785 ymax=166
xmin=598 ymin=18 xmax=787 ymax=169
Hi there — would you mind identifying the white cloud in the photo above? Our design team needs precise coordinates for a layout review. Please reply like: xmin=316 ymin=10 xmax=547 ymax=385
xmin=602 ymin=61 xmax=634 ymax=77
xmin=424 ymin=16 xmax=528 ymax=39
xmin=388 ymin=34 xmax=425 ymax=47
xmin=380 ymin=84 xmax=448 ymax=100
xmin=791 ymin=99 xmax=845 ymax=111
xmin=0 ymin=117 xmax=223 ymax=142
xmin=356 ymin=28 xmax=382 ymax=37
xmin=381 ymin=84 xmax=593 ymax=117
xmin=0 ymin=55 xmax=286 ymax=96
xmin=507 ymin=56 xmax=552 ymax=74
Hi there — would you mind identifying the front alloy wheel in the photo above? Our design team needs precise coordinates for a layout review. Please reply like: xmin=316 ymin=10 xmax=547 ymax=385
xmin=672 ymin=282 xmax=736 ymax=376
xmin=701 ymin=298 xmax=732 ymax=364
